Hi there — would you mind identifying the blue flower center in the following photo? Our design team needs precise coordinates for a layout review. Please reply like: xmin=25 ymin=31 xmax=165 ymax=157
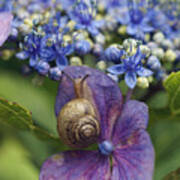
xmin=130 ymin=9 xmax=143 ymax=24
xmin=98 ymin=140 xmax=114 ymax=156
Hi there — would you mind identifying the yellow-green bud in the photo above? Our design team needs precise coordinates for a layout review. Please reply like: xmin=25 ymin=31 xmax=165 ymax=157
xmin=1 ymin=50 xmax=14 ymax=60
xmin=164 ymin=49 xmax=177 ymax=62
xmin=63 ymin=35 xmax=72 ymax=44
xmin=139 ymin=45 xmax=151 ymax=57
xmin=118 ymin=25 xmax=127 ymax=35
xmin=153 ymin=32 xmax=165 ymax=44
xmin=137 ymin=77 xmax=149 ymax=88
xmin=67 ymin=20 xmax=76 ymax=31
xmin=123 ymin=39 xmax=137 ymax=56
xmin=96 ymin=61 xmax=107 ymax=71
xmin=24 ymin=18 xmax=33 ymax=27
xmin=147 ymin=76 xmax=154 ymax=83
xmin=70 ymin=57 xmax=83 ymax=66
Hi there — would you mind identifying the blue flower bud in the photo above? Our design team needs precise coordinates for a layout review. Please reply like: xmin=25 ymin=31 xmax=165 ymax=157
xmin=36 ymin=60 xmax=50 ymax=75
xmin=105 ymin=45 xmax=123 ymax=63
xmin=98 ymin=140 xmax=114 ymax=156
xmin=93 ymin=43 xmax=104 ymax=56
xmin=147 ymin=56 xmax=161 ymax=70
xmin=75 ymin=40 xmax=91 ymax=55
xmin=49 ymin=67 xmax=62 ymax=81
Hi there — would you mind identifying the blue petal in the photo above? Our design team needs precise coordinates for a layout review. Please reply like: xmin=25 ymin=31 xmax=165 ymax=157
xmin=133 ymin=47 xmax=145 ymax=65
xmin=62 ymin=44 xmax=74 ymax=55
xmin=16 ymin=51 xmax=29 ymax=60
xmin=137 ymin=67 xmax=153 ymax=77
xmin=126 ymin=24 xmax=138 ymax=35
xmin=125 ymin=72 xmax=137 ymax=89
xmin=87 ymin=24 xmax=99 ymax=36
xmin=56 ymin=55 xmax=68 ymax=70
xmin=141 ymin=23 xmax=154 ymax=33
xmin=107 ymin=64 xmax=126 ymax=75
xmin=29 ymin=56 xmax=38 ymax=67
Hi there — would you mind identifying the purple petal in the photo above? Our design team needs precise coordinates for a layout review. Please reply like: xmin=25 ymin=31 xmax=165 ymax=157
xmin=39 ymin=151 xmax=110 ymax=180
xmin=112 ymin=130 xmax=154 ymax=180
xmin=107 ymin=64 xmax=126 ymax=75
xmin=137 ymin=67 xmax=153 ymax=77
xmin=125 ymin=72 xmax=137 ymax=89
xmin=0 ymin=12 xmax=13 ymax=46
xmin=55 ymin=66 xmax=123 ymax=141
xmin=112 ymin=100 xmax=149 ymax=145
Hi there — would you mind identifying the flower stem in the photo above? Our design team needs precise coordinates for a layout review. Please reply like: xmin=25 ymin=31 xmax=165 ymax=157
xmin=125 ymin=88 xmax=133 ymax=102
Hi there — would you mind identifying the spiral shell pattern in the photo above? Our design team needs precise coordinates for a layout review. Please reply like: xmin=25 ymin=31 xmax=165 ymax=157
xmin=57 ymin=98 xmax=100 ymax=148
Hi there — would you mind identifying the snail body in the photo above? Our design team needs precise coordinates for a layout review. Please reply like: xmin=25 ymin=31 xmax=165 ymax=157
xmin=57 ymin=74 xmax=100 ymax=148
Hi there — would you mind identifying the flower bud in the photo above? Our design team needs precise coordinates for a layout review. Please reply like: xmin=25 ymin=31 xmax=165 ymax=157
xmin=96 ymin=61 xmax=107 ymax=71
xmin=70 ymin=57 xmax=83 ymax=66
xmin=147 ymin=55 xmax=161 ymax=70
xmin=161 ymin=39 xmax=174 ymax=50
xmin=153 ymin=32 xmax=165 ymax=44
xmin=147 ymin=41 xmax=158 ymax=50
xmin=105 ymin=45 xmax=123 ymax=63
xmin=95 ymin=33 xmax=105 ymax=45
xmin=123 ymin=39 xmax=137 ymax=56
xmin=164 ymin=49 xmax=177 ymax=62
xmin=1 ymin=50 xmax=14 ymax=60
xmin=93 ymin=43 xmax=104 ymax=56
xmin=118 ymin=25 xmax=127 ymax=35
xmin=98 ymin=141 xmax=114 ymax=156
xmin=139 ymin=45 xmax=150 ymax=57
xmin=152 ymin=48 xmax=164 ymax=60
xmin=36 ymin=60 xmax=50 ymax=75
xmin=74 ymin=40 xmax=91 ymax=55
xmin=137 ymin=77 xmax=149 ymax=88
xmin=49 ymin=67 xmax=62 ymax=81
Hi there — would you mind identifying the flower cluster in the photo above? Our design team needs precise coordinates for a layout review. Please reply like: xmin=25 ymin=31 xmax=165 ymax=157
xmin=0 ymin=0 xmax=179 ymax=88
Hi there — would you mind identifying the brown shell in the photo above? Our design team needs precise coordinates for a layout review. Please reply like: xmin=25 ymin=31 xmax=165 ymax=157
xmin=57 ymin=98 xmax=100 ymax=148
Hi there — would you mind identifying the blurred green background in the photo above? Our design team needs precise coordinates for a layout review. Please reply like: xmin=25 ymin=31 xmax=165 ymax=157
xmin=0 ymin=58 xmax=180 ymax=180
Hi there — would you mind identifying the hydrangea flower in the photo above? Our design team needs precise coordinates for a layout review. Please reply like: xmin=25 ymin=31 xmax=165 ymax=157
xmin=69 ymin=0 xmax=103 ymax=36
xmin=16 ymin=12 xmax=73 ymax=76
xmin=109 ymin=1 xmax=154 ymax=40
xmin=0 ymin=12 xmax=13 ymax=46
xmin=40 ymin=66 xmax=154 ymax=180
xmin=107 ymin=48 xmax=153 ymax=89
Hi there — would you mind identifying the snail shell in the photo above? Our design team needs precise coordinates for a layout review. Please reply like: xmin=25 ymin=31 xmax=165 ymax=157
xmin=57 ymin=75 xmax=100 ymax=148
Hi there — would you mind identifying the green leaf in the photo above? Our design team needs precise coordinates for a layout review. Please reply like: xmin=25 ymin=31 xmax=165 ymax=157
xmin=32 ymin=126 xmax=59 ymax=143
xmin=163 ymin=72 xmax=180 ymax=115
xmin=0 ymin=97 xmax=33 ymax=130
xmin=163 ymin=168 xmax=180 ymax=180
xmin=149 ymin=120 xmax=180 ymax=179
xmin=0 ymin=97 xmax=59 ymax=143
xmin=148 ymin=91 xmax=168 ymax=109
xmin=0 ymin=69 xmax=58 ymax=135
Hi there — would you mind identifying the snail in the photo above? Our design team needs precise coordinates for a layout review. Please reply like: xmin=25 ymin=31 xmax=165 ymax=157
xmin=57 ymin=72 xmax=100 ymax=148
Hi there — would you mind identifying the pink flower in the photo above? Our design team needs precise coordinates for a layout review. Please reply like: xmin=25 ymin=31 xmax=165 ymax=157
xmin=0 ymin=12 xmax=13 ymax=46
